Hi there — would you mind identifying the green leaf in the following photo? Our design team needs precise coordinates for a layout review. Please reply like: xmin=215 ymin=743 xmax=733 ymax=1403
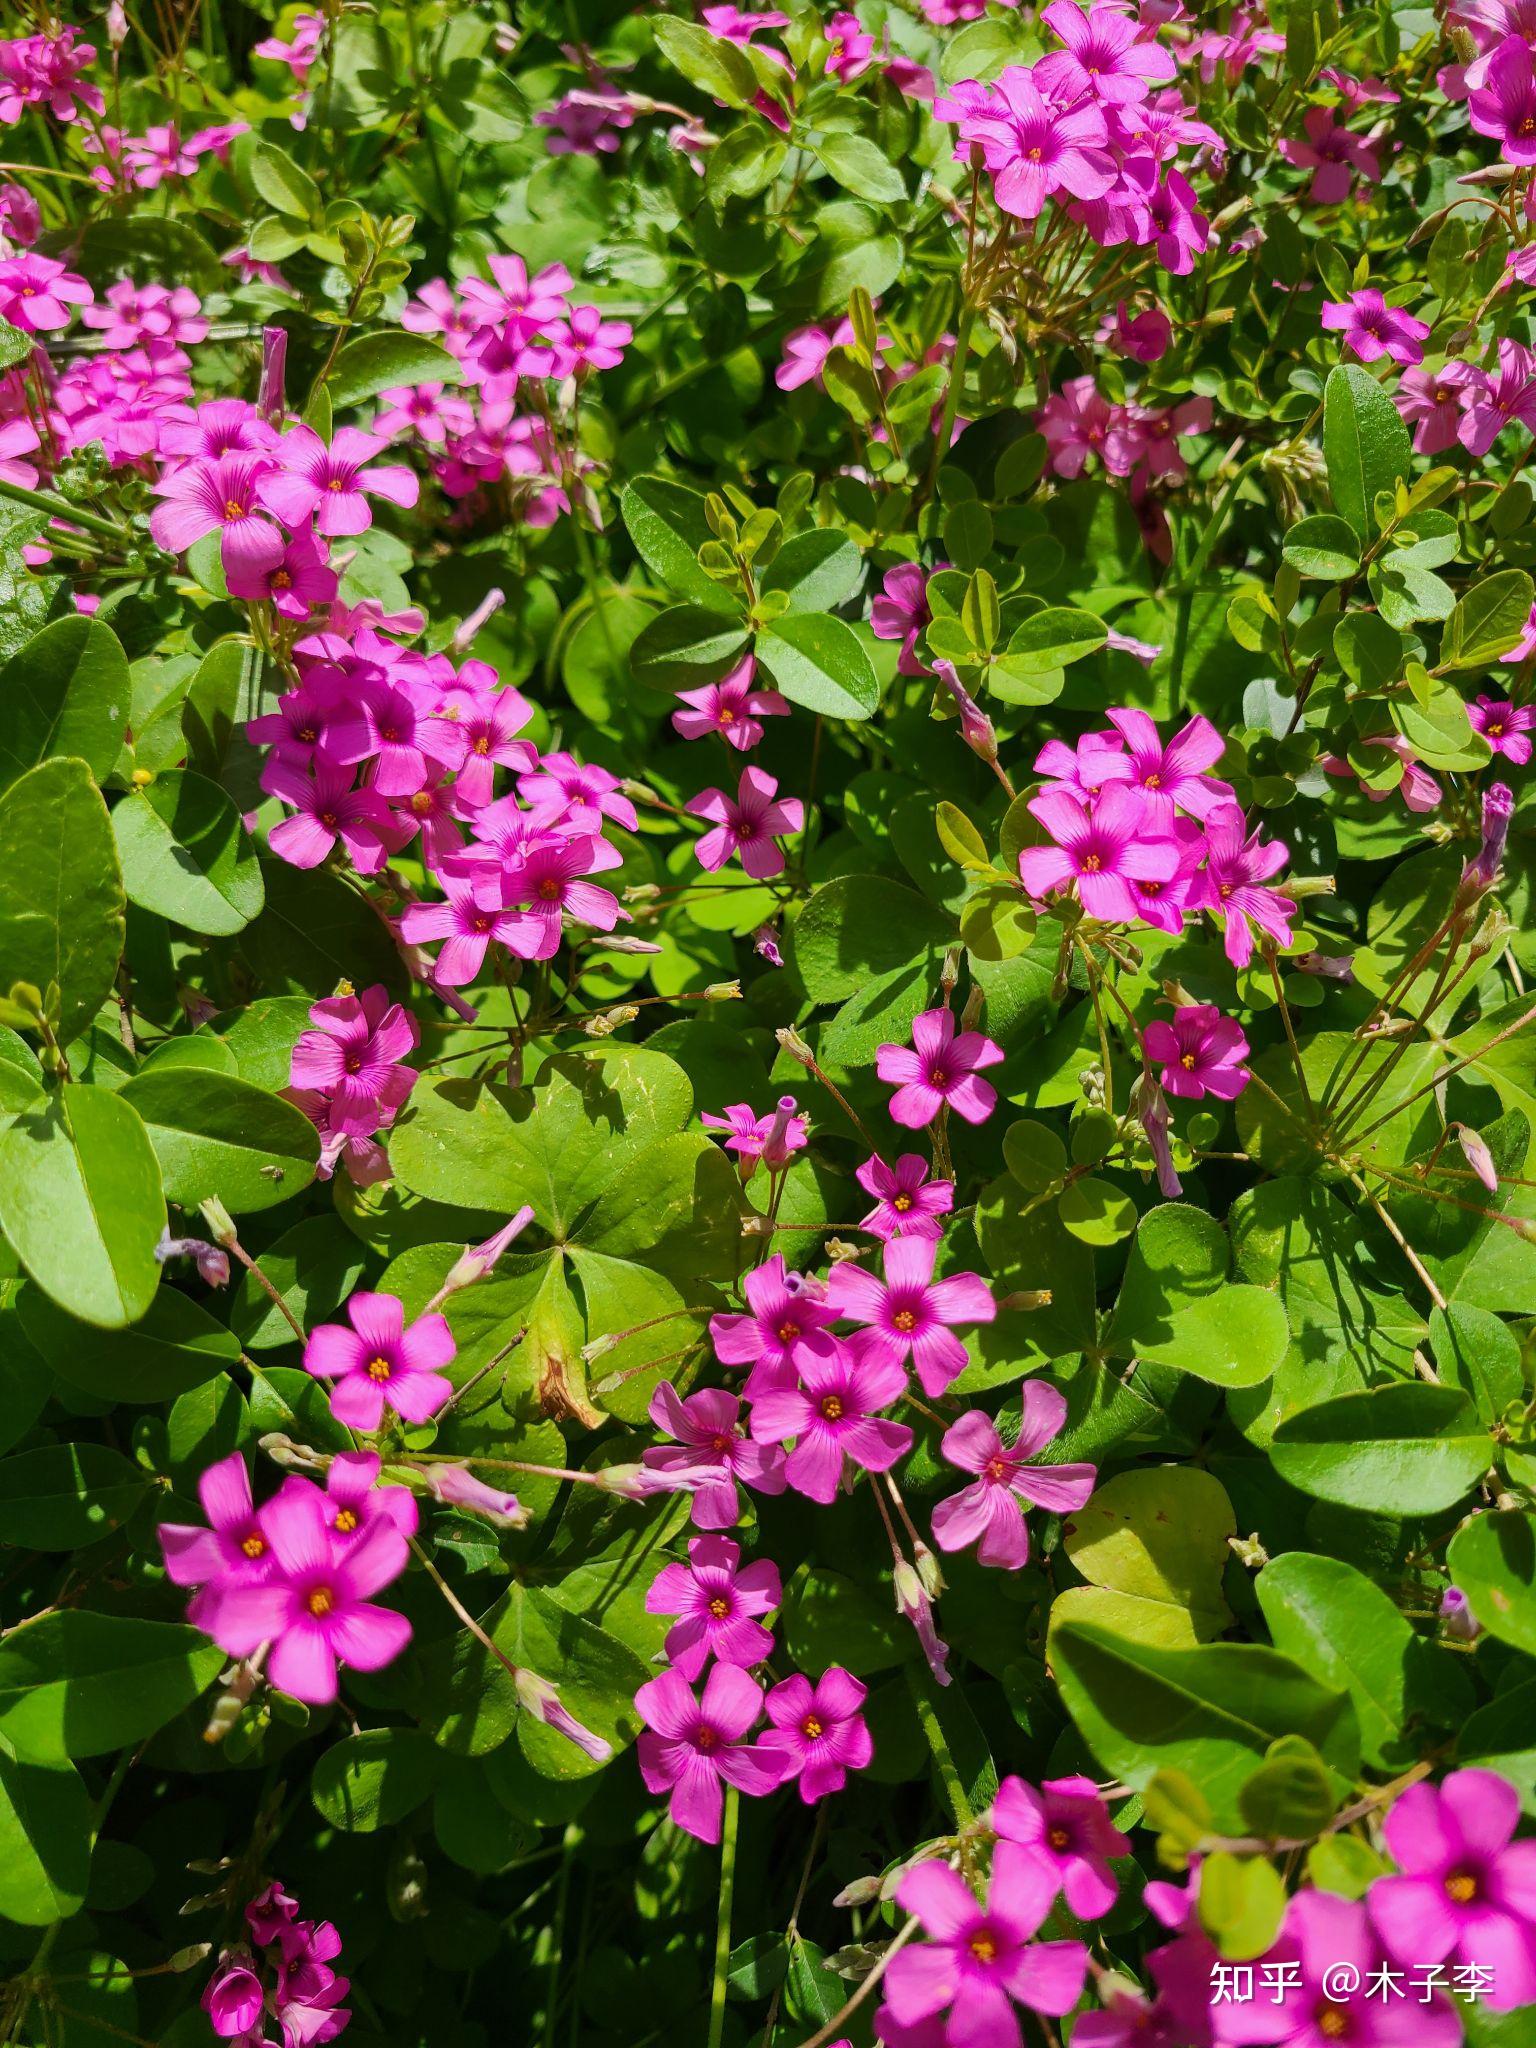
xmin=249 ymin=138 xmax=321 ymax=219
xmin=1004 ymin=607 xmax=1107 ymax=674
xmin=324 ymin=331 xmax=465 ymax=409
xmin=1322 ymin=364 xmax=1411 ymax=539
xmin=628 ymin=605 xmax=748 ymax=688
xmin=0 ymin=757 xmax=124 ymax=1045
xmin=755 ymin=612 xmax=880 ymax=720
xmin=816 ymin=134 xmax=906 ymax=203
xmin=1055 ymin=1465 xmax=1236 ymax=1647
xmin=0 ymin=1443 xmax=149 ymax=1550
xmin=789 ymin=874 xmax=952 ymax=1003
xmin=1050 ymin=1619 xmax=1359 ymax=1833
xmin=760 ymin=530 xmax=864 ymax=613
xmin=620 ymin=475 xmax=729 ymax=609
xmin=935 ymin=801 xmax=990 ymax=870
xmin=312 ymin=1727 xmax=441 ymax=1831
xmin=782 ymin=1566 xmax=913 ymax=1677
xmin=1440 ymin=570 xmax=1536 ymax=670
xmin=0 ymin=1614 xmax=223 ymax=1762
xmin=393 ymin=1046 xmax=693 ymax=1225
xmin=18 ymin=1281 xmax=238 ymax=1402
xmin=0 ymin=1086 xmax=165 ymax=1328
xmin=1282 ymin=514 xmax=1361 ymax=580
xmin=1198 ymin=1850 xmax=1289 ymax=1959
xmin=1270 ymin=1384 xmax=1491 ymax=1513
xmin=1447 ymin=1511 xmax=1536 ymax=1658
xmin=0 ymin=617 xmax=129 ymax=797
xmin=112 ymin=771 xmax=264 ymax=936
xmin=651 ymin=15 xmax=757 ymax=105
xmin=116 ymin=1068 xmax=319 ymax=1214
xmin=0 ymin=317 xmax=32 ymax=371
xmin=1256 ymin=1553 xmax=1472 ymax=1768
xmin=0 ymin=1744 xmax=92 ymax=1924
xmin=704 ymin=124 xmax=786 ymax=201
xmin=1238 ymin=1748 xmax=1339 ymax=1844
xmin=1105 ymin=1202 xmax=1288 ymax=1387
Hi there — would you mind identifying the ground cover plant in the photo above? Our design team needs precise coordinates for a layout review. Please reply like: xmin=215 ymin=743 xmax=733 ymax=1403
xmin=5 ymin=0 xmax=1536 ymax=2043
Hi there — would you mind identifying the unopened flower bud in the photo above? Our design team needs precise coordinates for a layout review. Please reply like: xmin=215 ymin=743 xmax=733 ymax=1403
xmin=1455 ymin=1124 xmax=1499 ymax=1194
xmin=595 ymin=1461 xmax=652 ymax=1499
xmin=1441 ymin=1585 xmax=1482 ymax=1641
xmin=515 ymin=1666 xmax=612 ymax=1761
xmin=584 ymin=1004 xmax=638 ymax=1036
xmin=932 ymin=660 xmax=998 ymax=763
xmin=832 ymin=1875 xmax=884 ymax=1909
xmin=761 ymin=1094 xmax=802 ymax=1172
xmin=599 ymin=934 xmax=665 ymax=955
xmin=893 ymin=1559 xmax=951 ymax=1687
xmin=753 ymin=925 xmax=784 ymax=968
xmin=914 ymin=1540 xmax=945 ymax=1600
xmin=451 ymin=586 xmax=505 ymax=656
xmin=198 ymin=1197 xmax=238 ymax=1250
xmin=106 ymin=0 xmax=129 ymax=48
xmin=776 ymin=1024 xmax=815 ymax=1067
xmin=1460 ymin=783 xmax=1514 ymax=904
xmin=1284 ymin=874 xmax=1336 ymax=899
xmin=423 ymin=1464 xmax=527 ymax=1529
xmin=258 ymin=327 xmax=287 ymax=424
xmin=704 ymin=980 xmax=741 ymax=1002
xmin=997 ymin=1288 xmax=1053 ymax=1311
xmin=1294 ymin=951 xmax=1355 ymax=982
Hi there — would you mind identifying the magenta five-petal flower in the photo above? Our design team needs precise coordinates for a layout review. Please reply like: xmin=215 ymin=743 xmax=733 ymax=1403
xmin=1143 ymin=1004 xmax=1251 ymax=1101
xmin=150 ymin=451 xmax=286 ymax=578
xmin=642 ymin=1381 xmax=787 ymax=1528
xmin=686 ymin=766 xmax=804 ymax=879
xmin=262 ymin=752 xmax=398 ymax=875
xmin=1103 ymin=708 xmax=1234 ymax=825
xmin=288 ymin=984 xmax=418 ymax=1136
xmin=258 ymin=424 xmax=420 ymax=537
xmin=931 ymin=1391 xmax=1096 ymax=1569
xmin=887 ymin=1847 xmax=1090 ymax=2048
xmin=1470 ymin=693 xmax=1536 ymax=763
xmin=158 ymin=1450 xmax=276 ymax=1632
xmin=748 ymin=1337 xmax=913 ymax=1502
xmin=634 ymin=1664 xmax=788 ymax=1844
xmin=826 ymin=1234 xmax=996 ymax=1397
xmin=1198 ymin=802 xmax=1295 ymax=969
xmin=1035 ymin=0 xmax=1176 ymax=104
xmin=1469 ymin=34 xmax=1536 ymax=167
xmin=710 ymin=1254 xmax=839 ymax=1396
xmin=993 ymin=1772 xmax=1133 ymax=1919
xmin=856 ymin=1153 xmax=956 ymax=1241
xmin=1369 ymin=1767 xmax=1536 ymax=2012
xmin=645 ymin=1534 xmax=782 ymax=1681
xmin=762 ymin=1667 xmax=873 ymax=1801
xmin=303 ymin=1290 xmax=456 ymax=1430
xmin=1320 ymin=287 xmax=1430 ymax=367
xmin=1022 ymin=784 xmax=1181 ymax=923
xmin=208 ymin=1479 xmax=412 ymax=1707
xmin=875 ymin=1007 xmax=1004 ymax=1129
xmin=938 ymin=66 xmax=1116 ymax=221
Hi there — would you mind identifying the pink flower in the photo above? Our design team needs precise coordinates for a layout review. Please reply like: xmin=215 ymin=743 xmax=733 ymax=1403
xmin=875 ymin=1008 xmax=1004 ymax=1129
xmin=1104 ymin=707 xmax=1233 ymax=824
xmin=1100 ymin=300 xmax=1172 ymax=363
xmin=671 ymin=654 xmax=789 ymax=749
xmin=993 ymin=1772 xmax=1132 ymax=1918
xmin=1039 ymin=375 xmax=1121 ymax=477
xmin=936 ymin=67 xmax=1115 ymax=220
xmin=645 ymin=1534 xmax=781 ymax=1680
xmin=302 ymin=1290 xmax=456 ymax=1430
xmin=0 ymin=252 xmax=91 ymax=330
xmin=1143 ymin=1004 xmax=1251 ymax=1100
xmin=208 ymin=1479 xmax=412 ymax=1706
xmin=701 ymin=1099 xmax=809 ymax=1175
xmin=710 ymin=1254 xmax=838 ymax=1395
xmin=762 ymin=1667 xmax=872 ymax=1800
xmin=826 ymin=10 xmax=875 ymax=81
xmin=228 ymin=525 xmax=337 ymax=619
xmin=1369 ymin=1767 xmax=1536 ymax=2011
xmin=1470 ymin=693 xmax=1535 ymax=762
xmin=288 ymin=984 xmax=417 ymax=1134
xmin=775 ymin=321 xmax=847 ymax=391
xmin=1394 ymin=362 xmax=1480 ymax=455
xmin=158 ymin=1451 xmax=277 ymax=1632
xmin=1278 ymin=104 xmax=1382 ymax=202
xmin=550 ymin=303 xmax=632 ymax=375
xmin=1021 ymin=785 xmax=1181 ymax=923
xmin=826 ymin=1235 xmax=995 ymax=1397
xmin=150 ymin=452 xmax=286 ymax=579
xmin=1321 ymin=287 xmax=1430 ymax=367
xmin=687 ymin=767 xmax=804 ymax=878
xmin=1197 ymin=802 xmax=1295 ymax=968
xmin=887 ymin=1850 xmax=1089 ymax=2048
xmin=871 ymin=562 xmax=937 ymax=676
xmin=395 ymin=866 xmax=525 ymax=985
xmin=856 ymin=1154 xmax=955 ymax=1241
xmin=202 ymin=1955 xmax=264 ymax=2040
xmin=749 ymin=1338 xmax=912 ymax=1502
xmin=642 ymin=1382 xmax=787 ymax=1529
xmin=519 ymin=750 xmax=637 ymax=830
xmin=259 ymin=425 xmax=419 ymax=537
xmin=1215 ymin=1890 xmax=1460 ymax=2046
xmin=931 ymin=1393 xmax=1096 ymax=1569
xmin=1470 ymin=34 xmax=1536 ymax=165
xmin=1460 ymin=338 xmax=1536 ymax=454
xmin=499 ymin=834 xmax=626 ymax=959
xmin=634 ymin=1665 xmax=787 ymax=1843
xmin=535 ymin=89 xmax=634 ymax=156
xmin=1035 ymin=0 xmax=1176 ymax=104
xmin=262 ymin=752 xmax=398 ymax=874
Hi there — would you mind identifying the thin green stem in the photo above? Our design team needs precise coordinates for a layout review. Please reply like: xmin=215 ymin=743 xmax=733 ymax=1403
xmin=706 ymin=1786 xmax=740 ymax=2048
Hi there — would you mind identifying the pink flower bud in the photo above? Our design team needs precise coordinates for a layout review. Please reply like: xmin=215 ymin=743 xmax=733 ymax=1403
xmin=515 ymin=1667 xmax=612 ymax=1761
xmin=451 ymin=586 xmax=505 ymax=656
xmin=424 ymin=1464 xmax=527 ymax=1528
xmin=259 ymin=326 xmax=287 ymax=424
xmin=760 ymin=1095 xmax=802 ymax=1172
xmin=442 ymin=1206 xmax=535 ymax=1292
xmin=933 ymin=659 xmax=998 ymax=764
xmin=1455 ymin=1124 xmax=1499 ymax=1193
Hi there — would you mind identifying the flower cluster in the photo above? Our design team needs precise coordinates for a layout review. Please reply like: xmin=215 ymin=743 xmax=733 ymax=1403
xmin=203 ymin=1880 xmax=350 ymax=2048
xmin=159 ymin=1450 xmax=415 ymax=1706
xmin=82 ymin=119 xmax=246 ymax=194
xmin=281 ymin=984 xmax=419 ymax=1186
xmin=1023 ymin=709 xmax=1295 ymax=969
xmin=0 ymin=28 xmax=101 ymax=124
xmin=384 ymin=255 xmax=632 ymax=524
